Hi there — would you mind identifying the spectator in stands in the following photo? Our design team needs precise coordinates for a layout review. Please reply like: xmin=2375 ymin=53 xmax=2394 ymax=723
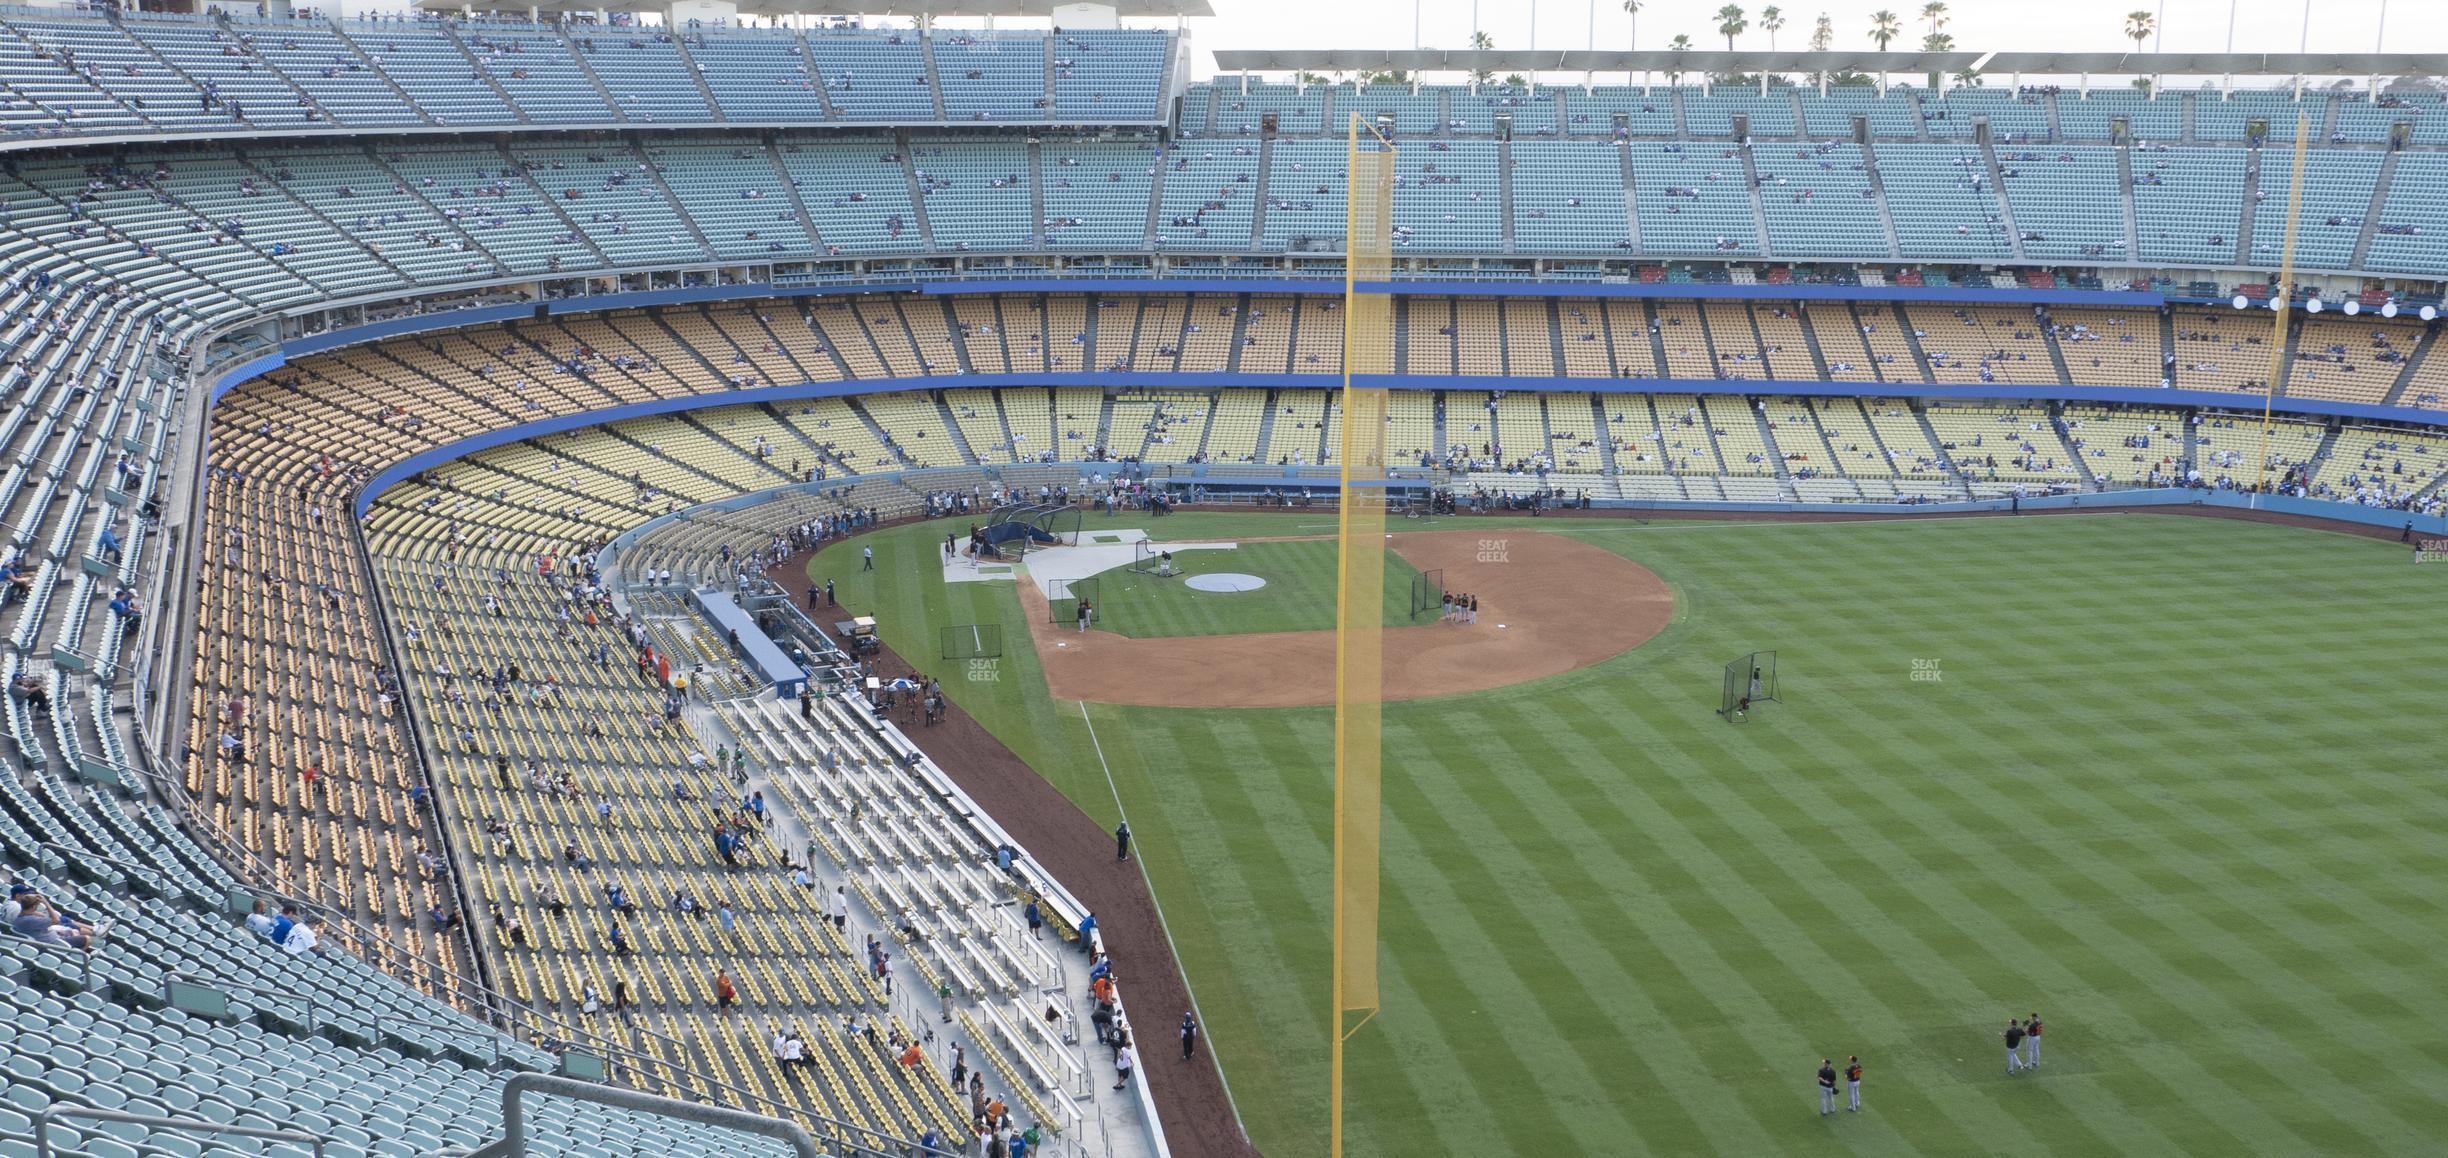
xmin=1112 ymin=1042 xmax=1135 ymax=1091
xmin=9 ymin=890 xmax=97 ymax=950
xmin=502 ymin=903 xmax=530 ymax=946
xmin=282 ymin=913 xmax=319 ymax=956
xmin=1076 ymin=910 xmax=1096 ymax=954
xmin=244 ymin=899 xmax=277 ymax=940
xmin=1024 ymin=896 xmax=1043 ymax=939
xmin=107 ymin=587 xmax=142 ymax=631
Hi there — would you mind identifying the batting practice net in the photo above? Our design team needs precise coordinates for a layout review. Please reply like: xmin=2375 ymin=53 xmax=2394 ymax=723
xmin=939 ymin=623 xmax=1003 ymax=661
xmin=1046 ymin=576 xmax=1099 ymax=626
xmin=1718 ymin=651 xmax=1780 ymax=722
xmin=1408 ymin=568 xmax=1445 ymax=619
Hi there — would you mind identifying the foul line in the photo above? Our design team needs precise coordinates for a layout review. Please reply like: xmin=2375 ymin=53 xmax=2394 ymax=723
xmin=1078 ymin=699 xmax=1251 ymax=1143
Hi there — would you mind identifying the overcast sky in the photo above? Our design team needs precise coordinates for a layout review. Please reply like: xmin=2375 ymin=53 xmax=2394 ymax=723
xmin=1173 ymin=0 xmax=2432 ymax=77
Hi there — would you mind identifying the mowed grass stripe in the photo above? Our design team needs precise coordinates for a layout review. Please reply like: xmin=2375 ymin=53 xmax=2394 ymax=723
xmin=1387 ymin=709 xmax=1735 ymax=1155
xmin=1769 ymin=697 xmax=2218 ymax=1155
xmin=1804 ymin=683 xmax=2333 ymax=1154
xmin=1608 ymin=720 xmax=2040 ymax=1155
xmin=1392 ymin=704 xmax=1792 ymax=1155
xmin=1816 ymin=705 xmax=2358 ymax=1153
xmin=1908 ymin=655 xmax=2439 ymax=1150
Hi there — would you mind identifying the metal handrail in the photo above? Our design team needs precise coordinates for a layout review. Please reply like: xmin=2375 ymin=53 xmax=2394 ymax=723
xmin=459 ymin=1070 xmax=963 ymax=1158
xmin=35 ymin=1105 xmax=329 ymax=1158
xmin=36 ymin=839 xmax=164 ymax=889
xmin=461 ymin=1073 xmax=819 ymax=1158
xmin=375 ymin=1008 xmax=502 ymax=1068
xmin=162 ymin=970 xmax=321 ymax=1035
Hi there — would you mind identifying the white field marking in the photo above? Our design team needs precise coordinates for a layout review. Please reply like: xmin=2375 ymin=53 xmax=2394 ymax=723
xmin=1075 ymin=700 xmax=1249 ymax=1141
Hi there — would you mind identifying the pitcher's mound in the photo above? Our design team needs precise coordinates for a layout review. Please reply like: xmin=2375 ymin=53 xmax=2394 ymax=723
xmin=1183 ymin=573 xmax=1267 ymax=593
xmin=1018 ymin=529 xmax=1674 ymax=708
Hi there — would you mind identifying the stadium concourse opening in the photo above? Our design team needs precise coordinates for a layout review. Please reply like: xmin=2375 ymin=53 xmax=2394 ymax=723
xmin=1012 ymin=529 xmax=1674 ymax=708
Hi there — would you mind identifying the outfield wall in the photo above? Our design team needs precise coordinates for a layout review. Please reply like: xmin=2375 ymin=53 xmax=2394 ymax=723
xmin=1596 ymin=487 xmax=2448 ymax=536
xmin=594 ymin=467 xmax=2448 ymax=564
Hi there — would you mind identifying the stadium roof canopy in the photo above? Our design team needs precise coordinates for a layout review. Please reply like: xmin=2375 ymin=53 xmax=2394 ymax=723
xmin=1208 ymin=48 xmax=2448 ymax=76
xmin=417 ymin=0 xmax=1212 ymax=15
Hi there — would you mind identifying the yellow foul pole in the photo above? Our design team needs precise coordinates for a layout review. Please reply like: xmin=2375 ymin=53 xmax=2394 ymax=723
xmin=2256 ymin=114 xmax=2311 ymax=494
xmin=1332 ymin=112 xmax=1392 ymax=1158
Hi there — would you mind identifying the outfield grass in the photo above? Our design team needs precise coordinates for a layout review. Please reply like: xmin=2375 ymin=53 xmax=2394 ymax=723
xmin=812 ymin=511 xmax=2448 ymax=1158
xmin=1088 ymin=539 xmax=1421 ymax=639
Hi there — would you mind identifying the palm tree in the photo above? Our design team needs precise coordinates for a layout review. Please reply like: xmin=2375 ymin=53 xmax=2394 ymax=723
xmin=1716 ymin=4 xmax=1748 ymax=50
xmin=1920 ymin=1 xmax=1948 ymax=38
xmin=1922 ymin=31 xmax=1954 ymax=88
xmin=2124 ymin=10 xmax=2154 ymax=52
xmin=1761 ymin=6 xmax=1786 ymax=50
xmin=1667 ymin=33 xmax=1693 ymax=85
xmin=1622 ymin=0 xmax=1643 ymax=52
xmin=1810 ymin=12 xmax=1834 ymax=52
xmin=1471 ymin=30 xmax=1496 ymax=84
xmin=1868 ymin=9 xmax=1900 ymax=50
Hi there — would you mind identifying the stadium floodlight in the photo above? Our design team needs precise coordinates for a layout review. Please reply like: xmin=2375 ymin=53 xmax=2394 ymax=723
xmin=2307 ymin=297 xmax=2323 ymax=313
xmin=2344 ymin=300 xmax=2361 ymax=316
xmin=2383 ymin=301 xmax=2399 ymax=318
xmin=2425 ymin=306 xmax=2440 ymax=322
xmin=2270 ymin=296 xmax=2286 ymax=311
xmin=2233 ymin=294 xmax=2250 ymax=310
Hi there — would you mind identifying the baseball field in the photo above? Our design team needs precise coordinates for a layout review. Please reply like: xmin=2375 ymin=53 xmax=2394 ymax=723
xmin=809 ymin=508 xmax=2448 ymax=1158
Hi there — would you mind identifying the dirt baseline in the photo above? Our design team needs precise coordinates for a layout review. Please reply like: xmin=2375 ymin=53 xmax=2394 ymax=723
xmin=1017 ymin=528 xmax=1674 ymax=709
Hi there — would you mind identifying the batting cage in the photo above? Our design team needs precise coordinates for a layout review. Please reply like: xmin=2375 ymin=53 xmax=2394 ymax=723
xmin=1718 ymin=651 xmax=1780 ymax=722
xmin=939 ymin=623 xmax=1003 ymax=661
xmin=1408 ymin=568 xmax=1446 ymax=619
xmin=1047 ymin=576 xmax=1100 ymax=626
xmin=1127 ymin=540 xmax=1177 ymax=576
